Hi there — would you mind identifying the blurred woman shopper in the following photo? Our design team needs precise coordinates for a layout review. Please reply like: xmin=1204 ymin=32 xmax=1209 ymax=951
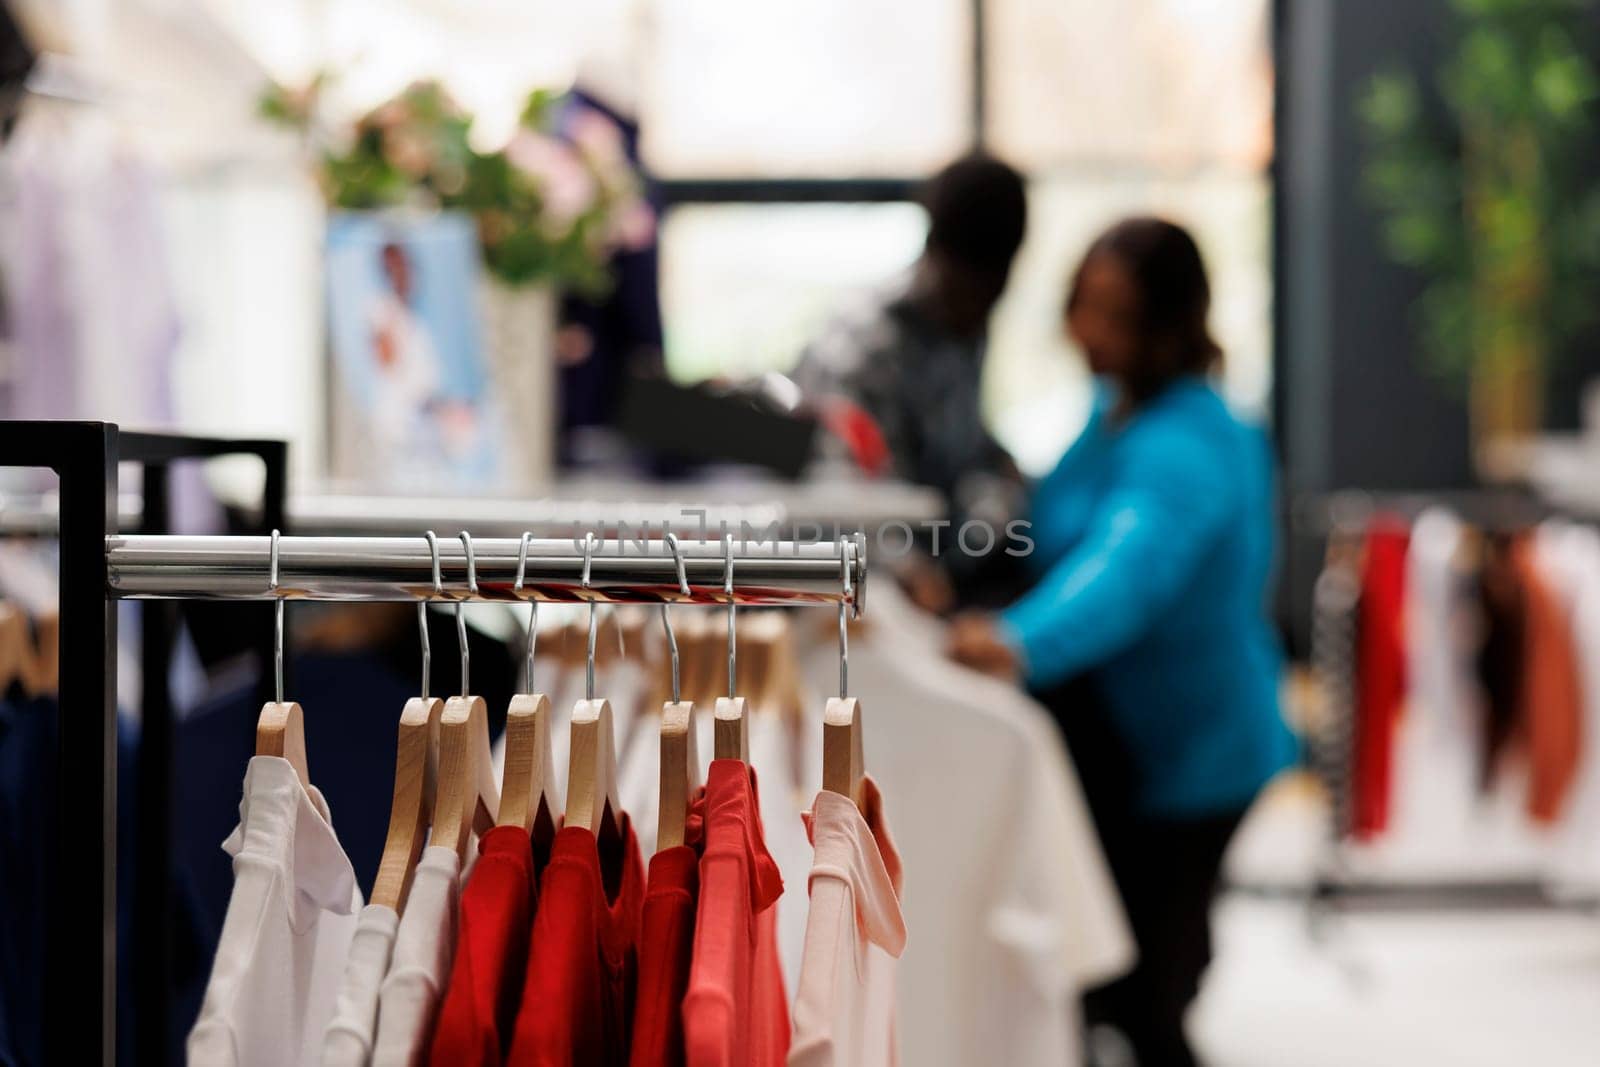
xmin=947 ymin=217 xmax=1294 ymax=1067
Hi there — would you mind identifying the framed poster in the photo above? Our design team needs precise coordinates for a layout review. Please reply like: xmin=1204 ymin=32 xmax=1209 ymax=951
xmin=325 ymin=211 xmax=506 ymax=491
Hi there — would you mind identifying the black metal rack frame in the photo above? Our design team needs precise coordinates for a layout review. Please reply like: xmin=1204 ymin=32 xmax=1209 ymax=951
xmin=0 ymin=421 xmax=287 ymax=1067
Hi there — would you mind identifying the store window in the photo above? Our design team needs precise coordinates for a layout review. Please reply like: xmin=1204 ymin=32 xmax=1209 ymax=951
xmin=659 ymin=203 xmax=928 ymax=383
xmin=647 ymin=0 xmax=1273 ymax=475
xmin=639 ymin=0 xmax=972 ymax=178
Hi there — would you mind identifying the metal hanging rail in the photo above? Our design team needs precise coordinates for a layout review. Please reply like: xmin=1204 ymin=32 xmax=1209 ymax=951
xmin=106 ymin=533 xmax=867 ymax=609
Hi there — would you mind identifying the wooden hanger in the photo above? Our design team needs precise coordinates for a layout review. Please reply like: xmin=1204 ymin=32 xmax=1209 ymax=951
xmin=499 ymin=694 xmax=558 ymax=839
xmin=567 ymin=533 xmax=623 ymax=836
xmin=431 ymin=692 xmax=499 ymax=857
xmin=500 ymin=546 xmax=561 ymax=839
xmin=24 ymin=612 xmax=59 ymax=697
xmin=658 ymin=700 xmax=700 ymax=850
xmin=0 ymin=602 xmax=32 ymax=695
xmin=822 ymin=696 xmax=864 ymax=809
xmin=683 ymin=614 xmax=718 ymax=708
xmin=430 ymin=533 xmax=501 ymax=858
xmin=714 ymin=696 xmax=749 ymax=762
xmin=256 ymin=700 xmax=311 ymax=791
xmin=566 ymin=698 xmax=622 ymax=834
xmin=822 ymin=542 xmax=864 ymax=807
xmin=744 ymin=613 xmax=802 ymax=721
xmin=257 ymin=532 xmax=310 ymax=791
xmin=656 ymin=533 xmax=700 ymax=851
xmin=713 ymin=535 xmax=748 ymax=761
xmin=370 ymin=695 xmax=444 ymax=913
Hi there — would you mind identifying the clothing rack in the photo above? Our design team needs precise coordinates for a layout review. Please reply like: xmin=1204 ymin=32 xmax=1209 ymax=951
xmin=0 ymin=420 xmax=868 ymax=1066
xmin=1297 ymin=489 xmax=1600 ymax=926
xmin=107 ymin=534 xmax=865 ymax=606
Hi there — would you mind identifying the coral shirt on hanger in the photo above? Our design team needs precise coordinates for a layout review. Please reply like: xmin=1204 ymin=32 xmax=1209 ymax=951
xmin=682 ymin=760 xmax=789 ymax=1067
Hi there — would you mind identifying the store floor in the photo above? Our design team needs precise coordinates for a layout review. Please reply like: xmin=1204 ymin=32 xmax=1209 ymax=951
xmin=1186 ymin=779 xmax=1600 ymax=1065
xmin=1192 ymin=896 xmax=1600 ymax=1066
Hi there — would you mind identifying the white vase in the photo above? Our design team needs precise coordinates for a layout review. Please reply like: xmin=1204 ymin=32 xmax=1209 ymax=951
xmin=480 ymin=280 xmax=557 ymax=491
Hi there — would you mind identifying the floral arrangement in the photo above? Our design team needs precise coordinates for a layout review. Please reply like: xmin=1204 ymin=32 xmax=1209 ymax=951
xmin=261 ymin=78 xmax=653 ymax=294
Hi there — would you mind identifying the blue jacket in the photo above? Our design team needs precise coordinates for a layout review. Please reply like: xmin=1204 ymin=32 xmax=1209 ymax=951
xmin=1001 ymin=378 xmax=1294 ymax=816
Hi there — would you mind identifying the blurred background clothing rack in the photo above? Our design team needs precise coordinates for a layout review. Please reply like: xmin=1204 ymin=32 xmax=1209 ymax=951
xmin=0 ymin=420 xmax=869 ymax=1067
xmin=1291 ymin=487 xmax=1600 ymax=932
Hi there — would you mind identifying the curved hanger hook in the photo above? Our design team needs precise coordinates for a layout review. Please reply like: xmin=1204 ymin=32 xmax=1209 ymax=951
xmin=659 ymin=532 xmax=690 ymax=704
xmin=838 ymin=535 xmax=853 ymax=699
xmin=457 ymin=531 xmax=477 ymax=696
xmin=268 ymin=529 xmax=284 ymax=704
xmin=582 ymin=532 xmax=599 ymax=701
xmin=422 ymin=530 xmax=441 ymax=697
xmin=515 ymin=532 xmax=538 ymax=693
xmin=724 ymin=533 xmax=737 ymax=698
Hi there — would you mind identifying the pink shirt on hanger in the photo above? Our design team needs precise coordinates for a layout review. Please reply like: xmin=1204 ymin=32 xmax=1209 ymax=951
xmin=788 ymin=777 xmax=906 ymax=1067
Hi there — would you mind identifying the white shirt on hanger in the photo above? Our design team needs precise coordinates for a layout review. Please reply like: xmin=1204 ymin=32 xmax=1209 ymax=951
xmin=187 ymin=756 xmax=361 ymax=1067
xmin=320 ymin=903 xmax=400 ymax=1066
xmin=371 ymin=844 xmax=465 ymax=1067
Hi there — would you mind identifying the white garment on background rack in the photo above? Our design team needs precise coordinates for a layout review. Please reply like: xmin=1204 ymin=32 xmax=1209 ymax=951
xmin=1384 ymin=509 xmax=1485 ymax=870
xmin=186 ymin=756 xmax=360 ymax=1067
xmin=798 ymin=582 xmax=1133 ymax=1067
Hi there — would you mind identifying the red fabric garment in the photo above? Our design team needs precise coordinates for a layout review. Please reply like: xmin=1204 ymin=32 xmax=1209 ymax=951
xmin=507 ymin=818 xmax=645 ymax=1067
xmin=683 ymin=760 xmax=788 ymax=1067
xmin=1351 ymin=519 xmax=1409 ymax=839
xmin=1514 ymin=541 xmax=1585 ymax=824
xmin=428 ymin=825 xmax=537 ymax=1066
xmin=629 ymin=791 xmax=707 ymax=1067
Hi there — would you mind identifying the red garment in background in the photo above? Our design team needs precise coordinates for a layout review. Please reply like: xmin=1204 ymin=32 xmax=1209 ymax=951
xmin=429 ymin=825 xmax=539 ymax=1066
xmin=507 ymin=819 xmax=645 ymax=1067
xmin=628 ymin=789 xmax=705 ymax=1067
xmin=1515 ymin=541 xmax=1585 ymax=824
xmin=1351 ymin=519 xmax=1409 ymax=839
xmin=682 ymin=760 xmax=788 ymax=1067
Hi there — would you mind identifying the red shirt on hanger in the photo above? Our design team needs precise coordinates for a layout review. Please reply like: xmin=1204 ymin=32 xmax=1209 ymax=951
xmin=682 ymin=760 xmax=788 ymax=1067
xmin=507 ymin=818 xmax=645 ymax=1067
xmin=429 ymin=825 xmax=539 ymax=1066
xmin=629 ymin=789 xmax=705 ymax=1067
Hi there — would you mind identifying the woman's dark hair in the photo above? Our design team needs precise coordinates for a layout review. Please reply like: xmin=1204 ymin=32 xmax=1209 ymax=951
xmin=1067 ymin=216 xmax=1221 ymax=403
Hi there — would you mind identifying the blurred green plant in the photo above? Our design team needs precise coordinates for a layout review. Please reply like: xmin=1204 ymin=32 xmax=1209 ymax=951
xmin=1361 ymin=0 xmax=1600 ymax=439
xmin=261 ymin=78 xmax=651 ymax=295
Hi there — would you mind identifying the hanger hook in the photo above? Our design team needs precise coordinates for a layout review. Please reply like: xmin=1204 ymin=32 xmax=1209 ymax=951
xmin=268 ymin=529 xmax=284 ymax=705
xmin=838 ymin=534 xmax=852 ymax=699
xmin=724 ymin=533 xmax=736 ymax=698
xmin=457 ymin=531 xmax=477 ymax=697
xmin=659 ymin=532 xmax=689 ymax=704
xmin=421 ymin=530 xmax=440 ymax=697
xmin=515 ymin=531 xmax=538 ymax=693
xmin=582 ymin=532 xmax=598 ymax=701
